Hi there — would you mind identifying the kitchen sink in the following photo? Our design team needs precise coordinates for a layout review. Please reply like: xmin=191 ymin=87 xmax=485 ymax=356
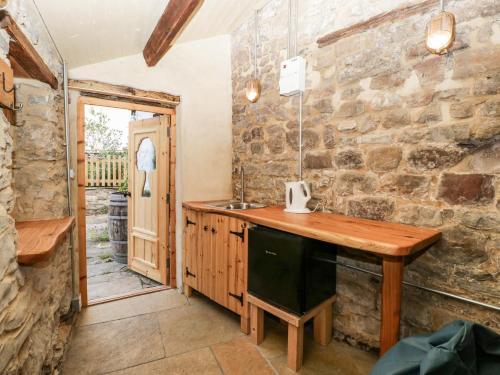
xmin=207 ymin=201 xmax=267 ymax=210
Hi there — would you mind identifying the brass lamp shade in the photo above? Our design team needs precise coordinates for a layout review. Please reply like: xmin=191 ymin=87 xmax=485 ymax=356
xmin=245 ymin=79 xmax=261 ymax=103
xmin=426 ymin=11 xmax=455 ymax=55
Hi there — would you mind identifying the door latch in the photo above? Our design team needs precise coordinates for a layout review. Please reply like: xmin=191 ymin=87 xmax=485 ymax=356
xmin=122 ymin=191 xmax=131 ymax=197
xmin=185 ymin=267 xmax=196 ymax=278
xmin=186 ymin=217 xmax=196 ymax=226
xmin=229 ymin=230 xmax=245 ymax=242
xmin=228 ymin=292 xmax=244 ymax=305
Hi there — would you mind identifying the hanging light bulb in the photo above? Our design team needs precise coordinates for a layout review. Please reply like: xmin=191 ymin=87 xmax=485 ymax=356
xmin=426 ymin=0 xmax=455 ymax=55
xmin=245 ymin=10 xmax=261 ymax=103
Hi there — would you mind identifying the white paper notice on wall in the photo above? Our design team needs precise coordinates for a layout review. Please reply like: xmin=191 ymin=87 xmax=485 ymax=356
xmin=279 ymin=56 xmax=306 ymax=96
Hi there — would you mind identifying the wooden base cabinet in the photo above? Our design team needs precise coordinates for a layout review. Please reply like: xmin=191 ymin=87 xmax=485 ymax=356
xmin=182 ymin=208 xmax=250 ymax=333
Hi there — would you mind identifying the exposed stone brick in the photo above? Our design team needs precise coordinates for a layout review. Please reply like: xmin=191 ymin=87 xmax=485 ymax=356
xmin=450 ymin=102 xmax=474 ymax=119
xmin=265 ymin=125 xmax=285 ymax=154
xmin=453 ymin=47 xmax=500 ymax=80
xmin=397 ymin=205 xmax=443 ymax=227
xmin=323 ymin=126 xmax=335 ymax=149
xmin=286 ymin=129 xmax=319 ymax=151
xmin=471 ymin=118 xmax=500 ymax=140
xmin=381 ymin=109 xmax=411 ymax=129
xmin=414 ymin=57 xmax=445 ymax=86
xmin=242 ymin=131 xmax=251 ymax=143
xmin=357 ymin=132 xmax=393 ymax=144
xmin=408 ymin=147 xmax=464 ymax=170
xmin=366 ymin=146 xmax=402 ymax=172
xmin=438 ymin=173 xmax=495 ymax=205
xmin=381 ymin=174 xmax=430 ymax=198
xmin=337 ymin=120 xmax=357 ymax=131
xmin=336 ymin=172 xmax=377 ymax=196
xmin=347 ymin=198 xmax=395 ymax=220
xmin=336 ymin=100 xmax=364 ymax=118
xmin=251 ymin=127 xmax=264 ymax=140
xmin=414 ymin=104 xmax=442 ymax=124
xmin=427 ymin=124 xmax=470 ymax=143
xmin=304 ymin=152 xmax=332 ymax=169
xmin=250 ymin=142 xmax=264 ymax=154
xmin=479 ymin=100 xmax=500 ymax=117
xmin=334 ymin=150 xmax=364 ymax=170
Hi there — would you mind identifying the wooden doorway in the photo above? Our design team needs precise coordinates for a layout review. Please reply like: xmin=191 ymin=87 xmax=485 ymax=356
xmin=77 ymin=96 xmax=177 ymax=307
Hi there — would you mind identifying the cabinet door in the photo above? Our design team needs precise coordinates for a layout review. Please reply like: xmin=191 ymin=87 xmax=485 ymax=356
xmin=183 ymin=208 xmax=200 ymax=290
xmin=226 ymin=217 xmax=247 ymax=315
xmin=213 ymin=214 xmax=230 ymax=308
xmin=199 ymin=212 xmax=215 ymax=299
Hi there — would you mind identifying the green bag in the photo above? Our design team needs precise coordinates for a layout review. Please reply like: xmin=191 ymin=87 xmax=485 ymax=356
xmin=371 ymin=320 xmax=500 ymax=375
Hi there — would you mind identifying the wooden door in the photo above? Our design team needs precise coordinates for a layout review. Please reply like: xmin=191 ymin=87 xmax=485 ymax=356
xmin=214 ymin=215 xmax=230 ymax=308
xmin=199 ymin=212 xmax=215 ymax=299
xmin=226 ymin=217 xmax=247 ymax=315
xmin=183 ymin=208 xmax=200 ymax=290
xmin=128 ymin=116 xmax=170 ymax=284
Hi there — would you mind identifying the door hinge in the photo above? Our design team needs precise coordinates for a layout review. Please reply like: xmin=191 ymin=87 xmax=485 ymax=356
xmin=186 ymin=217 xmax=196 ymax=226
xmin=228 ymin=292 xmax=244 ymax=306
xmin=186 ymin=267 xmax=196 ymax=278
xmin=229 ymin=229 xmax=245 ymax=242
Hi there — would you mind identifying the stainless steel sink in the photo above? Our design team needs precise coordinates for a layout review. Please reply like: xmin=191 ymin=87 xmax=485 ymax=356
xmin=208 ymin=201 xmax=266 ymax=210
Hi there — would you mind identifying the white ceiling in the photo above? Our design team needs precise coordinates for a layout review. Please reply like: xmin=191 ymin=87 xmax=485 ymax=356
xmin=34 ymin=0 xmax=269 ymax=68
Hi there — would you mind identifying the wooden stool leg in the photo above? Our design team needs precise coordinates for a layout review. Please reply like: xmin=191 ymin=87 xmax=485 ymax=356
xmin=250 ymin=304 xmax=264 ymax=345
xmin=313 ymin=303 xmax=332 ymax=346
xmin=287 ymin=323 xmax=304 ymax=372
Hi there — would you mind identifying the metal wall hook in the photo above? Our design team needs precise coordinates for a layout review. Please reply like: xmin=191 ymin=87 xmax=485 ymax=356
xmin=2 ymin=72 xmax=14 ymax=93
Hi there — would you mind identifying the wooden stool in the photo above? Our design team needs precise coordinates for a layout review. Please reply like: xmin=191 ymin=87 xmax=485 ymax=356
xmin=248 ymin=294 xmax=336 ymax=372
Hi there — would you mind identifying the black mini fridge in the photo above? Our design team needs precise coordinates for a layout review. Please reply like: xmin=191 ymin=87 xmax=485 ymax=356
xmin=248 ymin=225 xmax=336 ymax=315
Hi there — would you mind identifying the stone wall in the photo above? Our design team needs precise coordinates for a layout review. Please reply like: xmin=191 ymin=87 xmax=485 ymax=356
xmin=0 ymin=0 xmax=73 ymax=373
xmin=231 ymin=0 xmax=499 ymax=348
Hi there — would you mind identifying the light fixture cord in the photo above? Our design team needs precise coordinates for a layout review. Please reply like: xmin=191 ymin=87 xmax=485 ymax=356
xmin=440 ymin=0 xmax=444 ymax=11
xmin=254 ymin=10 xmax=259 ymax=79
xmin=287 ymin=0 xmax=292 ymax=58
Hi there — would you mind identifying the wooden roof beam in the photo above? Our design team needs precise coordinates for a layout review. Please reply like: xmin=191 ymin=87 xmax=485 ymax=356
xmin=0 ymin=11 xmax=58 ymax=89
xmin=143 ymin=0 xmax=203 ymax=67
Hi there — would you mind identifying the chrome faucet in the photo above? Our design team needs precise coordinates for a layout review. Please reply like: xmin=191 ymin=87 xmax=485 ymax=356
xmin=240 ymin=166 xmax=245 ymax=203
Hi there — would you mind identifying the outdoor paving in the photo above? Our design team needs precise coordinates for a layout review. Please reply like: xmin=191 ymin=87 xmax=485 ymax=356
xmin=86 ymin=214 xmax=160 ymax=302
xmin=63 ymin=290 xmax=378 ymax=374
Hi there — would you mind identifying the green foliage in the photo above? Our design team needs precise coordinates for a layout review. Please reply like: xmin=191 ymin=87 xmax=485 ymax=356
xmin=88 ymin=228 xmax=110 ymax=242
xmin=85 ymin=107 xmax=124 ymax=154
xmin=118 ymin=177 xmax=129 ymax=194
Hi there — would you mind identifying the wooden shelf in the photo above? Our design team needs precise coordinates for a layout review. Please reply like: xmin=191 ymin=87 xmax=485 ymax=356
xmin=183 ymin=202 xmax=441 ymax=257
xmin=16 ymin=217 xmax=74 ymax=265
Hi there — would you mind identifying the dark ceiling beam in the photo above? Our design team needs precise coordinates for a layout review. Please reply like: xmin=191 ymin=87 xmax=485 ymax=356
xmin=143 ymin=0 xmax=204 ymax=67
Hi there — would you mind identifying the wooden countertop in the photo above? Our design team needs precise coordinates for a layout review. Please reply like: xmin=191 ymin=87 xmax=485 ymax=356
xmin=16 ymin=217 xmax=75 ymax=265
xmin=183 ymin=202 xmax=441 ymax=257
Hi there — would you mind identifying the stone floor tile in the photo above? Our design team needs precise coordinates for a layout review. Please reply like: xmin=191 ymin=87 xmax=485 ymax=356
xmin=63 ymin=314 xmax=164 ymax=374
xmin=107 ymin=347 xmax=222 ymax=375
xmin=77 ymin=289 xmax=187 ymax=327
xmin=269 ymin=336 xmax=377 ymax=375
xmin=157 ymin=295 xmax=243 ymax=357
xmin=253 ymin=317 xmax=290 ymax=360
xmin=211 ymin=337 xmax=276 ymax=375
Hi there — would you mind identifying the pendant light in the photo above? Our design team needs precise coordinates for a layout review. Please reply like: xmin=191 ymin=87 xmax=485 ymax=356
xmin=245 ymin=10 xmax=261 ymax=103
xmin=426 ymin=0 xmax=455 ymax=55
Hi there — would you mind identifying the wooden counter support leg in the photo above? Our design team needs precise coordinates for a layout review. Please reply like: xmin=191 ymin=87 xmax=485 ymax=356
xmin=380 ymin=256 xmax=404 ymax=356
xmin=313 ymin=303 xmax=332 ymax=346
xmin=240 ymin=316 xmax=250 ymax=335
xmin=251 ymin=304 xmax=264 ymax=345
xmin=184 ymin=284 xmax=193 ymax=298
xmin=288 ymin=323 xmax=304 ymax=372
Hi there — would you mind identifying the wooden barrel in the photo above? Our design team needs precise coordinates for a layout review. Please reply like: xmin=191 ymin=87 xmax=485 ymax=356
xmin=108 ymin=192 xmax=128 ymax=264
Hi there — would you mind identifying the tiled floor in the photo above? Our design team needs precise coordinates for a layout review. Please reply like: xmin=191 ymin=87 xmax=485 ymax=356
xmin=62 ymin=290 xmax=377 ymax=374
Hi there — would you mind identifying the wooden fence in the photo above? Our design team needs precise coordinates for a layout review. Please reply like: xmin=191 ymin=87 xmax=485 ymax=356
xmin=85 ymin=153 xmax=128 ymax=187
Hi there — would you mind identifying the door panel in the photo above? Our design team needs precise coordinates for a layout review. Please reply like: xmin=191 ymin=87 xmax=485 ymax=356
xmin=214 ymin=215 xmax=229 ymax=308
xmin=128 ymin=116 xmax=170 ymax=284
xmin=226 ymin=217 xmax=247 ymax=315
xmin=199 ymin=213 xmax=214 ymax=299
xmin=183 ymin=208 xmax=200 ymax=290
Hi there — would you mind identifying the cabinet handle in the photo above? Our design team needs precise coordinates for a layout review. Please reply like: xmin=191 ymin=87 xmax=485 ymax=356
xmin=186 ymin=267 xmax=196 ymax=278
xmin=203 ymin=225 xmax=209 ymax=231
xmin=229 ymin=230 xmax=245 ymax=242
xmin=186 ymin=217 xmax=196 ymax=226
xmin=228 ymin=292 xmax=244 ymax=305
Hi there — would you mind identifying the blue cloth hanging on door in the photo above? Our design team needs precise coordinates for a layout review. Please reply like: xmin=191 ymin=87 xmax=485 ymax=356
xmin=370 ymin=320 xmax=500 ymax=375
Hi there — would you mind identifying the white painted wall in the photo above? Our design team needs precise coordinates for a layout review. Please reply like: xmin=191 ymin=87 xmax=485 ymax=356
xmin=70 ymin=34 xmax=234 ymax=289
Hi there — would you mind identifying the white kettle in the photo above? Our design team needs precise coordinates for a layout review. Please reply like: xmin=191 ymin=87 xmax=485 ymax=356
xmin=284 ymin=181 xmax=311 ymax=214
